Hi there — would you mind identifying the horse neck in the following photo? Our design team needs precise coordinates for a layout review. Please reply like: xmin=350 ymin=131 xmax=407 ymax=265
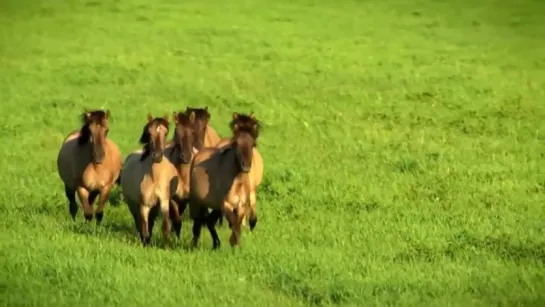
xmin=205 ymin=125 xmax=221 ymax=146
xmin=88 ymin=141 xmax=108 ymax=167
xmin=221 ymin=146 xmax=251 ymax=190
xmin=164 ymin=144 xmax=192 ymax=177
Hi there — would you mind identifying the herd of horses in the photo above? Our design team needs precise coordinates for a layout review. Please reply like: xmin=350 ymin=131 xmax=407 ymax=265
xmin=56 ymin=107 xmax=263 ymax=249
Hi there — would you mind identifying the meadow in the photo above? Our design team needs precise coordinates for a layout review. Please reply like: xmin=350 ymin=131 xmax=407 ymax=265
xmin=1 ymin=0 xmax=545 ymax=306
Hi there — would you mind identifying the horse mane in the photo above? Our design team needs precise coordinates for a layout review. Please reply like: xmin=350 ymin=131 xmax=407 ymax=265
xmin=139 ymin=117 xmax=170 ymax=161
xmin=175 ymin=112 xmax=194 ymax=125
xmin=229 ymin=114 xmax=261 ymax=140
xmin=77 ymin=110 xmax=108 ymax=146
xmin=185 ymin=107 xmax=210 ymax=121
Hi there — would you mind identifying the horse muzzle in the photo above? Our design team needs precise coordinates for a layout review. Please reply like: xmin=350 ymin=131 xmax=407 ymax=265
xmin=240 ymin=164 xmax=251 ymax=173
xmin=152 ymin=152 xmax=163 ymax=163
xmin=93 ymin=151 xmax=105 ymax=164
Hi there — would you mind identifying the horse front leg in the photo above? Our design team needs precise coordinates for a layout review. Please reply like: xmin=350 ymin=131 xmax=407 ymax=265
xmin=64 ymin=185 xmax=78 ymax=221
xmin=76 ymin=187 xmax=93 ymax=221
xmin=206 ymin=209 xmax=222 ymax=249
xmin=139 ymin=205 xmax=151 ymax=246
xmin=248 ymin=192 xmax=258 ymax=231
xmin=159 ymin=198 xmax=171 ymax=249
xmin=94 ymin=183 xmax=113 ymax=224
xmin=190 ymin=206 xmax=207 ymax=249
xmin=169 ymin=199 xmax=182 ymax=238
xmin=222 ymin=201 xmax=242 ymax=247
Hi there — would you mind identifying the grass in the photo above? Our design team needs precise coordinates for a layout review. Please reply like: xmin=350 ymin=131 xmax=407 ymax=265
xmin=1 ymin=0 xmax=545 ymax=306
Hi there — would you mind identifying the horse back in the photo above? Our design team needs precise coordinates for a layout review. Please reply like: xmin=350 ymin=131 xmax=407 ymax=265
xmin=62 ymin=130 xmax=80 ymax=144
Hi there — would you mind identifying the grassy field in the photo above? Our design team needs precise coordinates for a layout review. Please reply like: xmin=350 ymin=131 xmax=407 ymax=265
xmin=1 ymin=0 xmax=545 ymax=306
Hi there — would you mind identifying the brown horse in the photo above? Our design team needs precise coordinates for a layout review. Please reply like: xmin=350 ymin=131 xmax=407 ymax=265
xmin=188 ymin=112 xmax=263 ymax=249
xmin=163 ymin=111 xmax=200 ymax=233
xmin=56 ymin=109 xmax=123 ymax=223
xmin=183 ymin=106 xmax=232 ymax=226
xmin=120 ymin=114 xmax=180 ymax=247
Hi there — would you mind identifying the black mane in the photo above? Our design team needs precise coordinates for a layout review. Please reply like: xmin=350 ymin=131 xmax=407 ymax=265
xmin=139 ymin=117 xmax=169 ymax=161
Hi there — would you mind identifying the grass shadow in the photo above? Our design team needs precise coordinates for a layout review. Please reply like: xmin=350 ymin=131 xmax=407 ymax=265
xmin=107 ymin=187 xmax=124 ymax=207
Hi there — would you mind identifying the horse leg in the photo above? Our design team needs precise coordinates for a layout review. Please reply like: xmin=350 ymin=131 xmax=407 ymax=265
xmin=169 ymin=199 xmax=182 ymax=238
xmin=248 ymin=193 xmax=258 ymax=231
xmin=64 ymin=185 xmax=78 ymax=220
xmin=139 ymin=205 xmax=151 ymax=246
xmin=190 ymin=207 xmax=206 ymax=249
xmin=222 ymin=202 xmax=241 ymax=247
xmin=170 ymin=197 xmax=189 ymax=237
xmin=76 ymin=187 xmax=93 ymax=221
xmin=160 ymin=199 xmax=170 ymax=248
xmin=241 ymin=213 xmax=248 ymax=228
xmin=206 ymin=209 xmax=222 ymax=249
xmin=148 ymin=206 xmax=159 ymax=240
xmin=94 ymin=183 xmax=113 ymax=224
xmin=130 ymin=208 xmax=141 ymax=237
xmin=88 ymin=190 xmax=99 ymax=218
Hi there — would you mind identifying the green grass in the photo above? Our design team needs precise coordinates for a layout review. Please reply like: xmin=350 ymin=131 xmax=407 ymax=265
xmin=1 ymin=0 xmax=545 ymax=306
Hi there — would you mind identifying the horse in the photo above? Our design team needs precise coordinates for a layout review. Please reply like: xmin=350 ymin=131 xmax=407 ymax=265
xmin=56 ymin=109 xmax=123 ymax=223
xmin=163 ymin=110 xmax=200 ymax=233
xmin=120 ymin=114 xmax=180 ymax=247
xmin=184 ymin=106 xmax=234 ymax=227
xmin=188 ymin=112 xmax=263 ymax=249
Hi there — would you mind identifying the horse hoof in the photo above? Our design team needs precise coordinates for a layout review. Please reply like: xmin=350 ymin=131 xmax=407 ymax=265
xmin=229 ymin=235 xmax=237 ymax=247
xmin=249 ymin=218 xmax=257 ymax=231
xmin=84 ymin=214 xmax=93 ymax=222
xmin=173 ymin=223 xmax=182 ymax=238
xmin=190 ymin=238 xmax=199 ymax=249
xmin=95 ymin=212 xmax=104 ymax=224
xmin=212 ymin=240 xmax=221 ymax=250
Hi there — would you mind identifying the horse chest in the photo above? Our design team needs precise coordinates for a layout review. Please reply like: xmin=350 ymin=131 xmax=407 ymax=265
xmin=226 ymin=183 xmax=248 ymax=207
xmin=81 ymin=168 xmax=107 ymax=190
xmin=140 ymin=178 xmax=162 ymax=207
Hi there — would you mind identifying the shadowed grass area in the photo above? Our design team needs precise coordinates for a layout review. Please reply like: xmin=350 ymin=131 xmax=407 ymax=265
xmin=1 ymin=0 xmax=544 ymax=306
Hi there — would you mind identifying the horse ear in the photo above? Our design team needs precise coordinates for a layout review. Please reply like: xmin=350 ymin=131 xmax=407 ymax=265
xmin=163 ymin=113 xmax=169 ymax=123
xmin=189 ymin=111 xmax=196 ymax=123
xmin=105 ymin=109 xmax=111 ymax=119
xmin=83 ymin=111 xmax=91 ymax=123
xmin=147 ymin=113 xmax=153 ymax=122
xmin=232 ymin=112 xmax=239 ymax=120
xmin=249 ymin=112 xmax=255 ymax=120
xmin=204 ymin=106 xmax=208 ymax=111
xmin=172 ymin=112 xmax=178 ymax=123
